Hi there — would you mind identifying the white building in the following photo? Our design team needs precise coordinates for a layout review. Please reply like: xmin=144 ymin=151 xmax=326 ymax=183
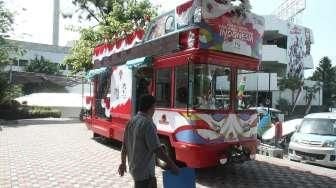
xmin=2 ymin=39 xmax=71 ymax=75
xmin=255 ymin=15 xmax=322 ymax=108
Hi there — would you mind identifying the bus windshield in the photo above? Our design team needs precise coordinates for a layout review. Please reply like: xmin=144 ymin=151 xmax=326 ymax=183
xmin=190 ymin=64 xmax=231 ymax=110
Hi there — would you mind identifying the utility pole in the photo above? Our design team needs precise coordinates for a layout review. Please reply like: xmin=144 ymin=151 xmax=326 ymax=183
xmin=268 ymin=72 xmax=271 ymax=112
xmin=52 ymin=0 xmax=60 ymax=46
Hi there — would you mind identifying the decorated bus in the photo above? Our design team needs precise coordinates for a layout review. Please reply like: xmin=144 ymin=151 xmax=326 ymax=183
xmin=85 ymin=0 xmax=265 ymax=168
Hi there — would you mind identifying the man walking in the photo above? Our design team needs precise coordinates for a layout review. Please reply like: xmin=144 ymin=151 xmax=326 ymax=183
xmin=118 ymin=95 xmax=179 ymax=188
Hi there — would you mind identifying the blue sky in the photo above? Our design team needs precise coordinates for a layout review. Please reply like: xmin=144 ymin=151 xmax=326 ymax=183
xmin=4 ymin=0 xmax=336 ymax=76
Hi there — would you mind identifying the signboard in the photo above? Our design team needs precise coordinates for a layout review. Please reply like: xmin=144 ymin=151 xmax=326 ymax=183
xmin=274 ymin=0 xmax=306 ymax=21
xmin=286 ymin=23 xmax=313 ymax=79
xmin=200 ymin=0 xmax=265 ymax=59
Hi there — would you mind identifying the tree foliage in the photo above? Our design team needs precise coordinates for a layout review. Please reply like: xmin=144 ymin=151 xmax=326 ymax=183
xmin=26 ymin=56 xmax=60 ymax=75
xmin=303 ymin=84 xmax=321 ymax=114
xmin=0 ymin=0 xmax=17 ymax=65
xmin=277 ymin=98 xmax=291 ymax=114
xmin=65 ymin=0 xmax=157 ymax=73
xmin=0 ymin=1 xmax=13 ymax=35
xmin=278 ymin=76 xmax=302 ymax=106
xmin=64 ymin=28 xmax=100 ymax=72
xmin=0 ymin=74 xmax=22 ymax=104
xmin=310 ymin=56 xmax=336 ymax=107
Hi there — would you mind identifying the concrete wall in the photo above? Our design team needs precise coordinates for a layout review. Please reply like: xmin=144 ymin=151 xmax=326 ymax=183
xmin=239 ymin=73 xmax=278 ymax=91
xmin=262 ymin=45 xmax=287 ymax=64
xmin=262 ymin=15 xmax=314 ymax=70
xmin=53 ymin=106 xmax=82 ymax=118
xmin=272 ymin=80 xmax=323 ymax=107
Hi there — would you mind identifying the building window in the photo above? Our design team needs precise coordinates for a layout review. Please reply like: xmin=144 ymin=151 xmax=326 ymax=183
xmin=156 ymin=68 xmax=171 ymax=108
xmin=174 ymin=65 xmax=188 ymax=108
xmin=236 ymin=69 xmax=256 ymax=110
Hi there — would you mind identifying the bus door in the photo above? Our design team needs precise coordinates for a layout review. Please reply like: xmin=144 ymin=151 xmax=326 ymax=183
xmin=132 ymin=67 xmax=153 ymax=115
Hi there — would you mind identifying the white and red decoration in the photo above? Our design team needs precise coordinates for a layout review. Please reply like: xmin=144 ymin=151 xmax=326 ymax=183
xmin=154 ymin=110 xmax=258 ymax=151
xmin=109 ymin=65 xmax=133 ymax=117
xmin=101 ymin=97 xmax=111 ymax=117
xmin=176 ymin=0 xmax=200 ymax=28
xmin=92 ymin=29 xmax=145 ymax=63
xmin=200 ymin=0 xmax=264 ymax=59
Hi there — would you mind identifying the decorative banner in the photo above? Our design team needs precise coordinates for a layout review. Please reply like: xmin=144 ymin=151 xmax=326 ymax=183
xmin=110 ymin=65 xmax=132 ymax=116
xmin=199 ymin=0 xmax=265 ymax=59
xmin=92 ymin=29 xmax=145 ymax=63
xmin=146 ymin=12 xmax=174 ymax=41
xmin=286 ymin=23 xmax=313 ymax=79
xmin=176 ymin=0 xmax=200 ymax=28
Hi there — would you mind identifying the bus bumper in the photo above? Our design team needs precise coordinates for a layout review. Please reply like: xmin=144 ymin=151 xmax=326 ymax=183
xmin=173 ymin=140 xmax=257 ymax=168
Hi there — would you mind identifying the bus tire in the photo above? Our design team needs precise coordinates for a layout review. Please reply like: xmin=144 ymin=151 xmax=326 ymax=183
xmin=93 ymin=132 xmax=100 ymax=138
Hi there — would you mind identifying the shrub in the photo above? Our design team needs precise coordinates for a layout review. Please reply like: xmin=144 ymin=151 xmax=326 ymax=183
xmin=29 ymin=106 xmax=61 ymax=118
xmin=0 ymin=74 xmax=23 ymax=104
xmin=276 ymin=98 xmax=291 ymax=115
xmin=0 ymin=104 xmax=61 ymax=120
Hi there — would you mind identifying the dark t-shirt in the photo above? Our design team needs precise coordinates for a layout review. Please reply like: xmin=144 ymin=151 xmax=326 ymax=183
xmin=123 ymin=112 xmax=161 ymax=181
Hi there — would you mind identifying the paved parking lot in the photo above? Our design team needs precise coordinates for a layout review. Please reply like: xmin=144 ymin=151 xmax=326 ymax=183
xmin=0 ymin=119 xmax=335 ymax=188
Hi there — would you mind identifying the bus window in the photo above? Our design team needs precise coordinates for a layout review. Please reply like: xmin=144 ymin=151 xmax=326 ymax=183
xmin=191 ymin=64 xmax=231 ymax=110
xmin=237 ymin=69 xmax=256 ymax=110
xmin=156 ymin=68 xmax=172 ymax=108
xmin=174 ymin=65 xmax=188 ymax=108
xmin=95 ymin=69 xmax=111 ymax=118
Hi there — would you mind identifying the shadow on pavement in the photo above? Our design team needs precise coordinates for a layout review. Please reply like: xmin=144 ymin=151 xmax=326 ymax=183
xmin=85 ymin=132 xmax=336 ymax=187
xmin=92 ymin=136 xmax=122 ymax=151
xmin=0 ymin=118 xmax=81 ymax=128
xmin=196 ymin=160 xmax=336 ymax=188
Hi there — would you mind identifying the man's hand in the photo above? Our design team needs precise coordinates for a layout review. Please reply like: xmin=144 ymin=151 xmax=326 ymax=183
xmin=156 ymin=146 xmax=179 ymax=175
xmin=118 ymin=163 xmax=127 ymax=176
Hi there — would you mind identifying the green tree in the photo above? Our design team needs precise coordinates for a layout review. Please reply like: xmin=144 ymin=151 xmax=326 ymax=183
xmin=303 ymin=84 xmax=321 ymax=114
xmin=278 ymin=76 xmax=302 ymax=107
xmin=310 ymin=57 xmax=336 ymax=107
xmin=276 ymin=98 xmax=291 ymax=115
xmin=26 ymin=56 xmax=60 ymax=75
xmin=64 ymin=28 xmax=100 ymax=73
xmin=0 ymin=0 xmax=15 ymax=65
xmin=0 ymin=74 xmax=22 ymax=104
xmin=0 ymin=74 xmax=10 ymax=104
xmin=0 ymin=1 xmax=23 ymax=105
xmin=65 ymin=0 xmax=157 ymax=73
